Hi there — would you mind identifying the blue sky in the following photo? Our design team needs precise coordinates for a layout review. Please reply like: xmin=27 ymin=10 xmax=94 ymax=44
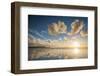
xmin=28 ymin=15 xmax=88 ymax=40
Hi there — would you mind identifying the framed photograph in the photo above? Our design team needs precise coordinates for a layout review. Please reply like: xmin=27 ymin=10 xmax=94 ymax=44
xmin=11 ymin=2 xmax=98 ymax=74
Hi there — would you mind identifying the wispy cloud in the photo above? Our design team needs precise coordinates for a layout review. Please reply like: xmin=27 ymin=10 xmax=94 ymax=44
xmin=28 ymin=29 xmax=34 ymax=34
xmin=29 ymin=29 xmax=47 ymax=39
xmin=28 ymin=33 xmax=35 ymax=45
xmin=28 ymin=34 xmax=35 ymax=39
xmin=34 ymin=31 xmax=47 ymax=39
xmin=41 ymin=30 xmax=47 ymax=34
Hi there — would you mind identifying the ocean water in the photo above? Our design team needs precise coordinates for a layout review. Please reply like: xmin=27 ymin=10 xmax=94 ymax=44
xmin=28 ymin=47 xmax=88 ymax=61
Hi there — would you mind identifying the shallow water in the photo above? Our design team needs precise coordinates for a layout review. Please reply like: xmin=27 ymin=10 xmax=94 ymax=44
xmin=28 ymin=47 xmax=88 ymax=61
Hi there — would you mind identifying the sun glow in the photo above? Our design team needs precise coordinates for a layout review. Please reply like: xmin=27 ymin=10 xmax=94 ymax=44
xmin=72 ymin=41 xmax=80 ymax=47
xmin=73 ymin=48 xmax=80 ymax=54
xmin=70 ymin=41 xmax=81 ymax=56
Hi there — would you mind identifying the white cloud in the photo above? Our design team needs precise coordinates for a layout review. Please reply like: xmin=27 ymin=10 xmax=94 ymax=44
xmin=80 ymin=31 xmax=88 ymax=37
xmin=68 ymin=19 xmax=84 ymax=35
xmin=48 ymin=21 xmax=67 ymax=35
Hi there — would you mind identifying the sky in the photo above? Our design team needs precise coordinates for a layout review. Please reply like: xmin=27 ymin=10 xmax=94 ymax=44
xmin=28 ymin=15 xmax=88 ymax=41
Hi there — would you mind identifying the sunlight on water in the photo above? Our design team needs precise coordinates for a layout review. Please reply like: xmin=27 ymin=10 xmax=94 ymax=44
xmin=28 ymin=47 xmax=88 ymax=60
xmin=74 ymin=48 xmax=80 ymax=54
